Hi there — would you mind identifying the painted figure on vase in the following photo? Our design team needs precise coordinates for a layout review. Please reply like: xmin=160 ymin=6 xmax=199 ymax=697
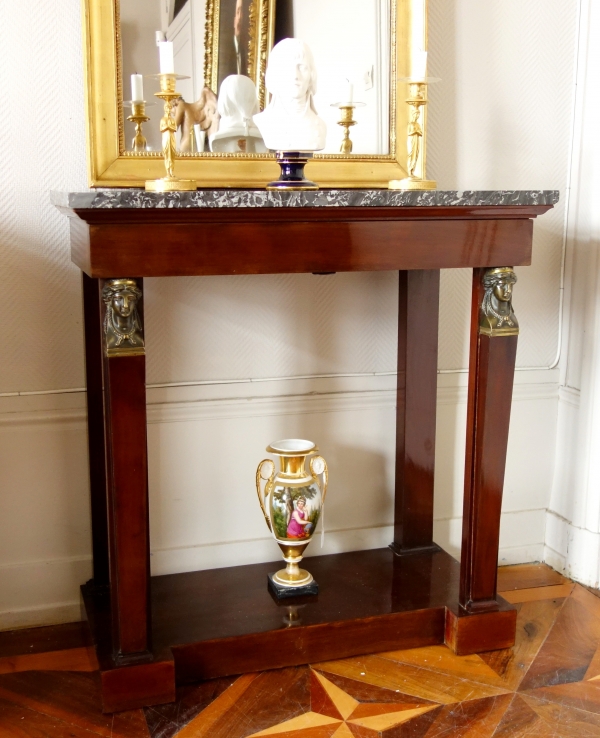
xmin=175 ymin=88 xmax=219 ymax=153
xmin=270 ymin=484 xmax=319 ymax=540
xmin=253 ymin=38 xmax=326 ymax=152
xmin=102 ymin=279 xmax=144 ymax=354
xmin=286 ymin=497 xmax=313 ymax=539
xmin=480 ymin=267 xmax=519 ymax=336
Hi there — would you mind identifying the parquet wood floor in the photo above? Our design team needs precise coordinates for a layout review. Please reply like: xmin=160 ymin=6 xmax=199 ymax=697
xmin=1 ymin=564 xmax=600 ymax=737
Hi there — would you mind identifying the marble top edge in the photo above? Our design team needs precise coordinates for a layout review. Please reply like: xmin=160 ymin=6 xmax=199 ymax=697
xmin=51 ymin=189 xmax=560 ymax=210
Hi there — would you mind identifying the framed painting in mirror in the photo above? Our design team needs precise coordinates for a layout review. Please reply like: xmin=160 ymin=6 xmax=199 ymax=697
xmin=83 ymin=0 xmax=415 ymax=188
xmin=204 ymin=0 xmax=274 ymax=110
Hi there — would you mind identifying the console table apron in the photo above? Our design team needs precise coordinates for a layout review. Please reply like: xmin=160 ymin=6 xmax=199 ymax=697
xmin=55 ymin=189 xmax=558 ymax=713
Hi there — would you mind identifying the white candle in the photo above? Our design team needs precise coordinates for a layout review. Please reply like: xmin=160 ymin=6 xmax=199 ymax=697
xmin=131 ymin=73 xmax=143 ymax=103
xmin=412 ymin=0 xmax=426 ymax=52
xmin=411 ymin=50 xmax=428 ymax=81
xmin=158 ymin=41 xmax=175 ymax=74
xmin=344 ymin=79 xmax=354 ymax=104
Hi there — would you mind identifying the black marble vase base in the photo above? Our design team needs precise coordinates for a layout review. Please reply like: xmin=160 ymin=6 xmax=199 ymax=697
xmin=267 ymin=152 xmax=319 ymax=191
xmin=267 ymin=572 xmax=319 ymax=599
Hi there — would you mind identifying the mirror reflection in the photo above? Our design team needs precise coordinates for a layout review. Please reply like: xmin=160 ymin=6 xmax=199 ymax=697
xmin=120 ymin=0 xmax=391 ymax=156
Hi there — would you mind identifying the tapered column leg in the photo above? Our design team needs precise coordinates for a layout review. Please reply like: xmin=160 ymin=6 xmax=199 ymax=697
xmin=460 ymin=267 xmax=519 ymax=613
xmin=391 ymin=270 xmax=440 ymax=555
xmin=100 ymin=278 xmax=151 ymax=663
xmin=82 ymin=275 xmax=110 ymax=587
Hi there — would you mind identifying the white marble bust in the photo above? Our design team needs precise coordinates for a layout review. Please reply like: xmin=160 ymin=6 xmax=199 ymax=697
xmin=253 ymin=38 xmax=326 ymax=152
xmin=210 ymin=75 xmax=267 ymax=154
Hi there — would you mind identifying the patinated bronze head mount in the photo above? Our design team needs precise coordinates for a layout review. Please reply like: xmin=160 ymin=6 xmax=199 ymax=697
xmin=480 ymin=267 xmax=519 ymax=337
xmin=102 ymin=278 xmax=145 ymax=356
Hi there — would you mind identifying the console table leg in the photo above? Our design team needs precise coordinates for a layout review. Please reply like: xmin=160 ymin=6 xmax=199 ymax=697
xmin=392 ymin=270 xmax=440 ymax=555
xmin=100 ymin=278 xmax=151 ymax=664
xmin=460 ymin=267 xmax=519 ymax=614
xmin=82 ymin=275 xmax=110 ymax=587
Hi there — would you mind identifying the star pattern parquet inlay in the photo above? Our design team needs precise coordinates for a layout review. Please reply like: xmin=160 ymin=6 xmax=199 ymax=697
xmin=2 ymin=565 xmax=600 ymax=737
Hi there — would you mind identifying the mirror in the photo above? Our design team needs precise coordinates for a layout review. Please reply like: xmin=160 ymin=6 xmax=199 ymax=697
xmin=120 ymin=0 xmax=391 ymax=156
xmin=84 ymin=0 xmax=413 ymax=186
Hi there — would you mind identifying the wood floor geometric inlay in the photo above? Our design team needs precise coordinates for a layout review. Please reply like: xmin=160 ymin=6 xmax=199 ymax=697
xmin=2 ymin=564 xmax=600 ymax=737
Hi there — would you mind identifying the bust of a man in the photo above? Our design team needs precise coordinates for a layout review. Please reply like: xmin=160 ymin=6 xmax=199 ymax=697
xmin=253 ymin=38 xmax=326 ymax=152
xmin=210 ymin=75 xmax=267 ymax=153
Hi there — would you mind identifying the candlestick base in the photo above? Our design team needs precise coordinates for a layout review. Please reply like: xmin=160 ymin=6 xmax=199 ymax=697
xmin=388 ymin=177 xmax=437 ymax=191
xmin=145 ymin=177 xmax=197 ymax=192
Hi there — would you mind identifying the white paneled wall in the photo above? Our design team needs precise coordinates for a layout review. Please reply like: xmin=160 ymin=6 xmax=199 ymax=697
xmin=0 ymin=0 xmax=579 ymax=628
xmin=546 ymin=0 xmax=600 ymax=587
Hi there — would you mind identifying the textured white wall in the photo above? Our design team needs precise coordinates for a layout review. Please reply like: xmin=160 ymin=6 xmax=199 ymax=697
xmin=429 ymin=0 xmax=577 ymax=371
xmin=0 ymin=0 xmax=578 ymax=628
xmin=0 ymin=0 xmax=87 ymax=394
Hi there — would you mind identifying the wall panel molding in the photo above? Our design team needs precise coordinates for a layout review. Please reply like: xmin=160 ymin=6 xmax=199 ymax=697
xmin=0 ymin=369 xmax=559 ymax=427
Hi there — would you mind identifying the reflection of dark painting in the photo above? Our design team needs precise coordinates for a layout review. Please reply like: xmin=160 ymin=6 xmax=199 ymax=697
xmin=217 ymin=0 xmax=252 ymax=91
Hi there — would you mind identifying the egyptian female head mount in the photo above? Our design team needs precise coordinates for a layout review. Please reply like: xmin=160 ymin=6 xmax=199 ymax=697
xmin=480 ymin=267 xmax=519 ymax=337
xmin=102 ymin=278 xmax=145 ymax=356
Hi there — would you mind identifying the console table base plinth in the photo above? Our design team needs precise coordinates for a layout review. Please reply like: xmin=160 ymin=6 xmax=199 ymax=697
xmin=82 ymin=548 xmax=516 ymax=711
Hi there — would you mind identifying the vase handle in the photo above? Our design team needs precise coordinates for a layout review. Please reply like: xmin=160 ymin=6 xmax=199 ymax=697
xmin=310 ymin=455 xmax=329 ymax=505
xmin=256 ymin=459 xmax=275 ymax=533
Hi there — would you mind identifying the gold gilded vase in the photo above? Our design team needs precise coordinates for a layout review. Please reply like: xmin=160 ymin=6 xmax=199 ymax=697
xmin=256 ymin=439 xmax=328 ymax=589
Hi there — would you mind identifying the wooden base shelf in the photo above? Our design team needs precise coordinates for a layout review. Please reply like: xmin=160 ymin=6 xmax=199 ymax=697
xmin=83 ymin=547 xmax=516 ymax=711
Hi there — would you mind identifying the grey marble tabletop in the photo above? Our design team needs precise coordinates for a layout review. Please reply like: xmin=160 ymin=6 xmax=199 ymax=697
xmin=52 ymin=189 xmax=560 ymax=210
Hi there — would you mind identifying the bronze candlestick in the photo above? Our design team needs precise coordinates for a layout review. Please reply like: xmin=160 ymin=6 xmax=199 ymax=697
xmin=145 ymin=74 xmax=197 ymax=192
xmin=338 ymin=105 xmax=356 ymax=154
xmin=127 ymin=101 xmax=150 ymax=153
xmin=331 ymin=101 xmax=366 ymax=154
xmin=389 ymin=78 xmax=440 ymax=191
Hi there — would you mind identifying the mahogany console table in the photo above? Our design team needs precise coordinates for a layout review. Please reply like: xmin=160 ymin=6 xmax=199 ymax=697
xmin=55 ymin=188 xmax=558 ymax=713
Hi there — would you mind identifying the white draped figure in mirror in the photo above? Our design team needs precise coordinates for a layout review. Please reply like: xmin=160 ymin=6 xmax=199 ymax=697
xmin=253 ymin=38 xmax=326 ymax=152
xmin=210 ymin=75 xmax=268 ymax=154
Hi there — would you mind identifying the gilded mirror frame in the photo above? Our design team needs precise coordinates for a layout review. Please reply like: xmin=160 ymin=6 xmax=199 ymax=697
xmin=83 ymin=0 xmax=415 ymax=188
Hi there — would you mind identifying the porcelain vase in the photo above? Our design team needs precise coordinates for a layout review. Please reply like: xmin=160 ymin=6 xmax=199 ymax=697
xmin=256 ymin=439 xmax=328 ymax=588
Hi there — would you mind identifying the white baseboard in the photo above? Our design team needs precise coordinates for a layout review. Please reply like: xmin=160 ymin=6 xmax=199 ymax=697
xmin=0 ymin=603 xmax=84 ymax=632
xmin=0 ymin=513 xmax=545 ymax=631
xmin=543 ymin=544 xmax=567 ymax=575
xmin=151 ymin=525 xmax=395 ymax=576
xmin=543 ymin=509 xmax=600 ymax=587
xmin=0 ymin=556 xmax=91 ymax=631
